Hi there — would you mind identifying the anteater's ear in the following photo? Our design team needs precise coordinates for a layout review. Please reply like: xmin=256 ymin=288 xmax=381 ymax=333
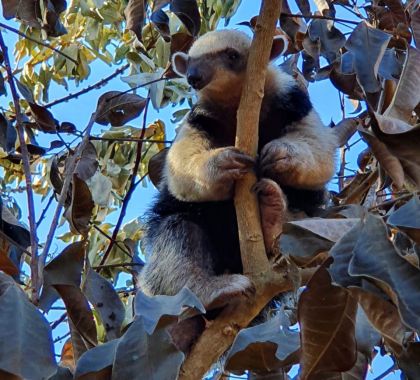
xmin=270 ymin=35 xmax=288 ymax=60
xmin=172 ymin=52 xmax=189 ymax=77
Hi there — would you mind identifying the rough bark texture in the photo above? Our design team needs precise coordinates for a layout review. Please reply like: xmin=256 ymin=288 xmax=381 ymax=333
xmin=234 ymin=0 xmax=282 ymax=276
xmin=179 ymin=1 xmax=285 ymax=378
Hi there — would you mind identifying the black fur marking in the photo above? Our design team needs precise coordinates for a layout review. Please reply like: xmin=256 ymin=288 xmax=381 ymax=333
xmin=146 ymin=187 xmax=242 ymax=274
xmin=187 ymin=85 xmax=313 ymax=150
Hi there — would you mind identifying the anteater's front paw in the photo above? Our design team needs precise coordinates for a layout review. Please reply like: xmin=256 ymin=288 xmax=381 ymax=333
xmin=260 ymin=141 xmax=297 ymax=180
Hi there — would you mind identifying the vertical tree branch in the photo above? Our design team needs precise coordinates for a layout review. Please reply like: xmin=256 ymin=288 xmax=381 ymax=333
xmin=0 ymin=31 xmax=39 ymax=302
xmin=99 ymin=96 xmax=151 ymax=267
xmin=234 ymin=0 xmax=282 ymax=276
xmin=180 ymin=1 xmax=285 ymax=378
xmin=38 ymin=113 xmax=97 ymax=296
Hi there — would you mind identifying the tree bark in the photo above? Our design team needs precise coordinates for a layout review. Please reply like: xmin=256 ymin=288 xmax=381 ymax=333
xmin=234 ymin=0 xmax=283 ymax=276
xmin=179 ymin=1 xmax=285 ymax=378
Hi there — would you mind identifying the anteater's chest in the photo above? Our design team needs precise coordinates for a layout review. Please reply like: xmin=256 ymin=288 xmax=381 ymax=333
xmin=188 ymin=87 xmax=312 ymax=150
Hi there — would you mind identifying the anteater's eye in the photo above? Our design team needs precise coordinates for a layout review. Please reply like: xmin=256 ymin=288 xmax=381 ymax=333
xmin=227 ymin=50 xmax=239 ymax=61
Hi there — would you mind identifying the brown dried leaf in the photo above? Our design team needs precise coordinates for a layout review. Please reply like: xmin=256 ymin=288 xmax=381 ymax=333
xmin=124 ymin=0 xmax=145 ymax=40
xmin=28 ymin=102 xmax=58 ymax=133
xmin=55 ymin=284 xmax=97 ymax=348
xmin=298 ymin=265 xmax=358 ymax=379
xmin=67 ymin=175 xmax=94 ymax=236
xmin=60 ymin=339 xmax=75 ymax=372
xmin=148 ymin=148 xmax=168 ymax=188
xmin=384 ymin=47 xmax=420 ymax=123
xmin=345 ymin=21 xmax=391 ymax=93
xmin=411 ymin=6 xmax=420 ymax=46
xmin=95 ymin=91 xmax=146 ymax=127
xmin=359 ymin=128 xmax=405 ymax=189
xmin=349 ymin=214 xmax=420 ymax=330
xmin=349 ymin=288 xmax=407 ymax=350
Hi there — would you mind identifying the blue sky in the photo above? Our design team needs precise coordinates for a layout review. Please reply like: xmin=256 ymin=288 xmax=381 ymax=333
xmin=1 ymin=1 xmax=400 ymax=378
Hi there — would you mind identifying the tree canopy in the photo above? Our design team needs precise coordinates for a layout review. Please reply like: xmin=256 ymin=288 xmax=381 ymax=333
xmin=0 ymin=0 xmax=419 ymax=379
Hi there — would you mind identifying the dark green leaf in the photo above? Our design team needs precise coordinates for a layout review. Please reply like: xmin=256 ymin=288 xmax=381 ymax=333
xmin=112 ymin=318 xmax=184 ymax=380
xmin=134 ymin=287 xmax=205 ymax=334
xmin=170 ymin=0 xmax=201 ymax=37
xmin=74 ymin=340 xmax=118 ymax=379
xmin=0 ymin=272 xmax=57 ymax=380
xmin=151 ymin=8 xmax=171 ymax=41
xmin=83 ymin=268 xmax=125 ymax=340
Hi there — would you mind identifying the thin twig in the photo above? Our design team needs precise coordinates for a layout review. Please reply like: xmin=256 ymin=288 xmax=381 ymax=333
xmin=36 ymin=193 xmax=55 ymax=228
xmin=99 ymin=96 xmax=151 ymax=267
xmin=105 ymin=77 xmax=168 ymax=101
xmin=38 ymin=113 xmax=97 ymax=289
xmin=372 ymin=363 xmax=398 ymax=380
xmin=92 ymin=262 xmax=143 ymax=270
xmin=0 ymin=22 xmax=78 ymax=64
xmin=0 ymin=30 xmax=39 ymax=303
xmin=89 ymin=136 xmax=172 ymax=144
xmin=368 ymin=192 xmax=417 ymax=211
xmin=281 ymin=12 xmax=360 ymax=25
xmin=53 ymin=331 xmax=71 ymax=343
xmin=44 ymin=64 xmax=130 ymax=108
xmin=91 ymin=224 xmax=132 ymax=257
xmin=50 ymin=312 xmax=67 ymax=330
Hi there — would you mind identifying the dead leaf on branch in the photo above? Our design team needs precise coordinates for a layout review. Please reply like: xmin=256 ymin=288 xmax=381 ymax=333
xmin=345 ymin=21 xmax=391 ymax=94
xmin=361 ymin=113 xmax=420 ymax=189
xmin=298 ymin=263 xmax=358 ymax=379
xmin=384 ymin=47 xmax=420 ymax=123
xmin=124 ymin=0 xmax=145 ymax=41
xmin=95 ymin=91 xmax=147 ymax=127
xmin=225 ymin=314 xmax=300 ymax=375
xmin=349 ymin=214 xmax=420 ymax=331
xmin=349 ymin=287 xmax=407 ymax=351
xmin=66 ymin=175 xmax=94 ymax=236
xmin=388 ymin=197 xmax=420 ymax=244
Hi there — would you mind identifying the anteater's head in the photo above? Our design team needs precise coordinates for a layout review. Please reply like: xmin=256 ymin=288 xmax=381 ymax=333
xmin=172 ymin=29 xmax=288 ymax=105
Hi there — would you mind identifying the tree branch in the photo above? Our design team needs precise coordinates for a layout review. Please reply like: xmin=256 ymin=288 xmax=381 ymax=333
xmin=0 ymin=22 xmax=78 ymax=64
xmin=281 ymin=12 xmax=360 ymax=25
xmin=98 ymin=97 xmax=151 ymax=267
xmin=38 ymin=113 xmax=97 ymax=295
xmin=0 ymin=30 xmax=39 ymax=303
xmin=44 ymin=64 xmax=129 ymax=108
xmin=180 ymin=1 xmax=286 ymax=378
xmin=234 ymin=0 xmax=282 ymax=276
